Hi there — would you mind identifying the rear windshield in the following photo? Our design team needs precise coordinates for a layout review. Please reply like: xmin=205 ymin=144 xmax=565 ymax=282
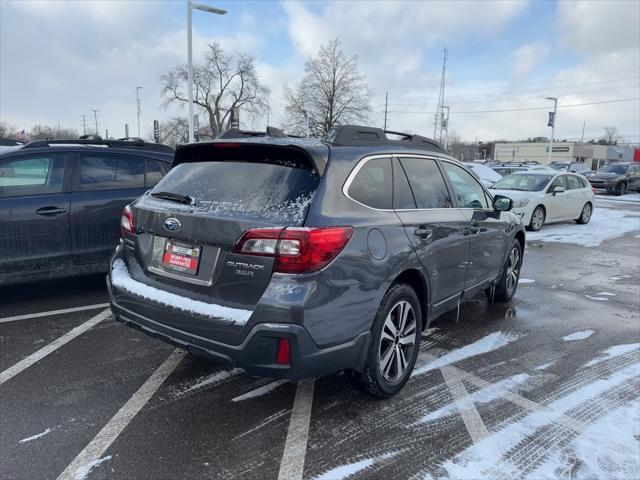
xmin=149 ymin=161 xmax=320 ymax=224
xmin=491 ymin=174 xmax=553 ymax=191
xmin=597 ymin=164 xmax=627 ymax=174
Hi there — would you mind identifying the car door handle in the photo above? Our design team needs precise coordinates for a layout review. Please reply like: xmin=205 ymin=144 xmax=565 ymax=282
xmin=469 ymin=222 xmax=481 ymax=234
xmin=35 ymin=206 xmax=67 ymax=216
xmin=414 ymin=227 xmax=433 ymax=239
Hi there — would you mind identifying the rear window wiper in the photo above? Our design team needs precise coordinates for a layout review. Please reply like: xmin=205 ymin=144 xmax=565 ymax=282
xmin=150 ymin=191 xmax=194 ymax=205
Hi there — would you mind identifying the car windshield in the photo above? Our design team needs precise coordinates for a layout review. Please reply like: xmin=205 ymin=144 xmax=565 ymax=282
xmin=597 ymin=164 xmax=628 ymax=174
xmin=491 ymin=174 xmax=553 ymax=191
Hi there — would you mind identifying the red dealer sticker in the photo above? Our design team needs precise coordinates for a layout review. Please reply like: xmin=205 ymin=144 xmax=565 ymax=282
xmin=162 ymin=241 xmax=201 ymax=275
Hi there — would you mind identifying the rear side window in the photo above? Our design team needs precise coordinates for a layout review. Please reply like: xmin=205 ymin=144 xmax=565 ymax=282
xmin=347 ymin=157 xmax=392 ymax=209
xmin=399 ymin=157 xmax=452 ymax=209
xmin=79 ymin=154 xmax=145 ymax=190
xmin=566 ymin=175 xmax=581 ymax=190
xmin=150 ymin=160 xmax=320 ymax=224
xmin=441 ymin=161 xmax=489 ymax=209
xmin=0 ymin=155 xmax=66 ymax=197
xmin=146 ymin=159 xmax=165 ymax=187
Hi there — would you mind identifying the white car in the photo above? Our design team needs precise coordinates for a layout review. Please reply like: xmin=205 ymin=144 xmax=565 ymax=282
xmin=467 ymin=163 xmax=502 ymax=187
xmin=490 ymin=171 xmax=595 ymax=231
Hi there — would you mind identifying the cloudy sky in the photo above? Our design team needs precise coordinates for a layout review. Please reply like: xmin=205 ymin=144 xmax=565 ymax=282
xmin=1 ymin=0 xmax=638 ymax=143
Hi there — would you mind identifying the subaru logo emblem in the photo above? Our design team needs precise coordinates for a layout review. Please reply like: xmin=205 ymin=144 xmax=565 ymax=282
xmin=163 ymin=217 xmax=181 ymax=232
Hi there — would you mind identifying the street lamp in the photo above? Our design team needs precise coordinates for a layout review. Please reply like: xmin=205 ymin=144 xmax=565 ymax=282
xmin=546 ymin=97 xmax=558 ymax=164
xmin=187 ymin=1 xmax=227 ymax=143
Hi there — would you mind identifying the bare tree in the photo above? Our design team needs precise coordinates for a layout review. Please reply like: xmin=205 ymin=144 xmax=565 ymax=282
xmin=0 ymin=121 xmax=18 ymax=138
xmin=601 ymin=126 xmax=621 ymax=145
xmin=161 ymin=42 xmax=269 ymax=138
xmin=283 ymin=39 xmax=373 ymax=138
xmin=29 ymin=124 xmax=78 ymax=140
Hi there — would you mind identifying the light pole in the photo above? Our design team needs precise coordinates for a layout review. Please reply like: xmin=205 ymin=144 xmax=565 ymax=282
xmin=136 ymin=86 xmax=142 ymax=137
xmin=187 ymin=1 xmax=227 ymax=143
xmin=546 ymin=97 xmax=558 ymax=164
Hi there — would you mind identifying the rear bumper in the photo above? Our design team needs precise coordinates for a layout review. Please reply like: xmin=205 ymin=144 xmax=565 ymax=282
xmin=106 ymin=275 xmax=370 ymax=380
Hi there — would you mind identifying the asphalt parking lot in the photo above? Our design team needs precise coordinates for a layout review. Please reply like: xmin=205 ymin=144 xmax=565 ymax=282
xmin=1 ymin=197 xmax=639 ymax=480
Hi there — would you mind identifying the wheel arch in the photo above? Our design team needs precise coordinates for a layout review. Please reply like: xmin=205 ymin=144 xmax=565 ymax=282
xmin=391 ymin=269 xmax=429 ymax=330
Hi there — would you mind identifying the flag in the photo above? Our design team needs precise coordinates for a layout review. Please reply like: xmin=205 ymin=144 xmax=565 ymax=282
xmin=547 ymin=112 xmax=555 ymax=127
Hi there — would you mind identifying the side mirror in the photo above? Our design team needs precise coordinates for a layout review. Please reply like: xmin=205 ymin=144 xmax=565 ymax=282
xmin=493 ymin=195 xmax=512 ymax=212
xmin=553 ymin=186 xmax=565 ymax=195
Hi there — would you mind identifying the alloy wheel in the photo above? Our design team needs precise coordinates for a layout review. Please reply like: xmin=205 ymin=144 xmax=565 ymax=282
xmin=506 ymin=247 xmax=520 ymax=295
xmin=378 ymin=300 xmax=417 ymax=382
xmin=532 ymin=209 xmax=544 ymax=230
xmin=582 ymin=204 xmax=592 ymax=223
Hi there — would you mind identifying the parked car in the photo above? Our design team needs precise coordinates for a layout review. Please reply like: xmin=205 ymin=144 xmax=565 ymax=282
xmin=108 ymin=125 xmax=526 ymax=398
xmin=549 ymin=161 xmax=592 ymax=175
xmin=492 ymin=164 xmax=554 ymax=177
xmin=467 ymin=163 xmax=503 ymax=187
xmin=490 ymin=171 xmax=595 ymax=231
xmin=585 ymin=162 xmax=640 ymax=195
xmin=0 ymin=137 xmax=173 ymax=284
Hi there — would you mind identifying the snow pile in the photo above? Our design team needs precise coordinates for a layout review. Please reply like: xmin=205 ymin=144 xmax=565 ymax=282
xmin=562 ymin=330 xmax=594 ymax=342
xmin=111 ymin=259 xmax=252 ymax=324
xmin=416 ymin=374 xmax=529 ymax=424
xmin=527 ymin=208 xmax=640 ymax=247
xmin=413 ymin=331 xmax=522 ymax=376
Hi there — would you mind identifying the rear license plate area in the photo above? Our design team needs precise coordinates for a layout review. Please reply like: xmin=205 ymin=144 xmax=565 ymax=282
xmin=161 ymin=240 xmax=201 ymax=275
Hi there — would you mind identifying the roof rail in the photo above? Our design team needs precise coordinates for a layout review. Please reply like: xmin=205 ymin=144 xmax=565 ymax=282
xmin=22 ymin=137 xmax=173 ymax=153
xmin=217 ymin=126 xmax=288 ymax=139
xmin=325 ymin=125 xmax=445 ymax=153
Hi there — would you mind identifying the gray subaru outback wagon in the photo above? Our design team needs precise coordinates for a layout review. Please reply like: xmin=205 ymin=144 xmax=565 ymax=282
xmin=107 ymin=125 xmax=525 ymax=398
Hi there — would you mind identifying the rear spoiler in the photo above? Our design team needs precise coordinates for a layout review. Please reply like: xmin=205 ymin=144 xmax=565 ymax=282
xmin=173 ymin=140 xmax=329 ymax=176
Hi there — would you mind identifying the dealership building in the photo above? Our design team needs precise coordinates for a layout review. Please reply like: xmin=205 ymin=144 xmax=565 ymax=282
xmin=493 ymin=142 xmax=636 ymax=169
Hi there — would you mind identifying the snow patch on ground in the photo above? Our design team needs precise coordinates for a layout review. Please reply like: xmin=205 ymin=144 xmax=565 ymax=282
xmin=413 ymin=331 xmax=521 ymax=376
xmin=111 ymin=259 xmax=252 ymax=324
xmin=585 ymin=343 xmax=640 ymax=367
xmin=596 ymin=291 xmax=616 ymax=296
xmin=535 ymin=362 xmax=555 ymax=371
xmin=526 ymin=208 xmax=640 ymax=247
xmin=74 ymin=455 xmax=112 ymax=480
xmin=527 ymin=400 xmax=640 ymax=480
xmin=182 ymin=368 xmax=242 ymax=394
xmin=562 ymin=330 xmax=594 ymax=342
xmin=518 ymin=278 xmax=535 ymax=284
xmin=18 ymin=427 xmax=55 ymax=444
xmin=596 ymin=192 xmax=640 ymax=203
xmin=609 ymin=275 xmax=632 ymax=281
xmin=585 ymin=294 xmax=609 ymax=301
xmin=231 ymin=380 xmax=288 ymax=402
xmin=314 ymin=452 xmax=397 ymax=480
xmin=442 ymin=364 xmax=639 ymax=479
xmin=416 ymin=374 xmax=529 ymax=424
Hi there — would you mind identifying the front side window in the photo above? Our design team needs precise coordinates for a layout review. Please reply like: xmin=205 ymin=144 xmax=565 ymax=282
xmin=399 ymin=157 xmax=452 ymax=209
xmin=547 ymin=175 xmax=567 ymax=193
xmin=80 ymin=154 xmax=145 ymax=190
xmin=348 ymin=157 xmax=392 ymax=209
xmin=441 ymin=161 xmax=489 ymax=209
xmin=0 ymin=155 xmax=65 ymax=197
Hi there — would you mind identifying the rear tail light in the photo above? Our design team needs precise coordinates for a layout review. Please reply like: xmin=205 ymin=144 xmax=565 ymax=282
xmin=275 ymin=338 xmax=291 ymax=365
xmin=233 ymin=226 xmax=353 ymax=274
xmin=120 ymin=205 xmax=134 ymax=238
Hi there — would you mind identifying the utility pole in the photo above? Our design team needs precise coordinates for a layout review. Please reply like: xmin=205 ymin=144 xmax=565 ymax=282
xmin=136 ymin=86 xmax=142 ymax=137
xmin=384 ymin=92 xmax=389 ymax=130
xmin=57 ymin=122 xmax=61 ymax=138
xmin=90 ymin=109 xmax=100 ymax=136
xmin=581 ymin=121 xmax=586 ymax=142
xmin=545 ymin=97 xmax=558 ymax=164
xmin=433 ymin=45 xmax=447 ymax=141
xmin=81 ymin=115 xmax=87 ymax=135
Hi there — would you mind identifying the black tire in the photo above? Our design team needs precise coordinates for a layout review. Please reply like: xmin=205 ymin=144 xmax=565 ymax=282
xmin=351 ymin=283 xmax=422 ymax=399
xmin=527 ymin=206 xmax=545 ymax=231
xmin=576 ymin=202 xmax=592 ymax=224
xmin=615 ymin=182 xmax=627 ymax=196
xmin=493 ymin=240 xmax=522 ymax=302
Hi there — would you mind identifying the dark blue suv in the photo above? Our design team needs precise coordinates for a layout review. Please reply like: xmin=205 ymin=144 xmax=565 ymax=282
xmin=0 ymin=137 xmax=173 ymax=285
xmin=108 ymin=126 xmax=525 ymax=397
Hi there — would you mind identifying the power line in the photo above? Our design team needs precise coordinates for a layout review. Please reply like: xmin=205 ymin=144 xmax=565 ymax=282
xmin=387 ymin=97 xmax=640 ymax=115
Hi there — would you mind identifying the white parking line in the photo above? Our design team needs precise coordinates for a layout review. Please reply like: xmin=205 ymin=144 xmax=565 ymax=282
xmin=0 ymin=309 xmax=111 ymax=386
xmin=278 ymin=378 xmax=316 ymax=480
xmin=56 ymin=349 xmax=186 ymax=480
xmin=0 ymin=303 xmax=110 ymax=324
